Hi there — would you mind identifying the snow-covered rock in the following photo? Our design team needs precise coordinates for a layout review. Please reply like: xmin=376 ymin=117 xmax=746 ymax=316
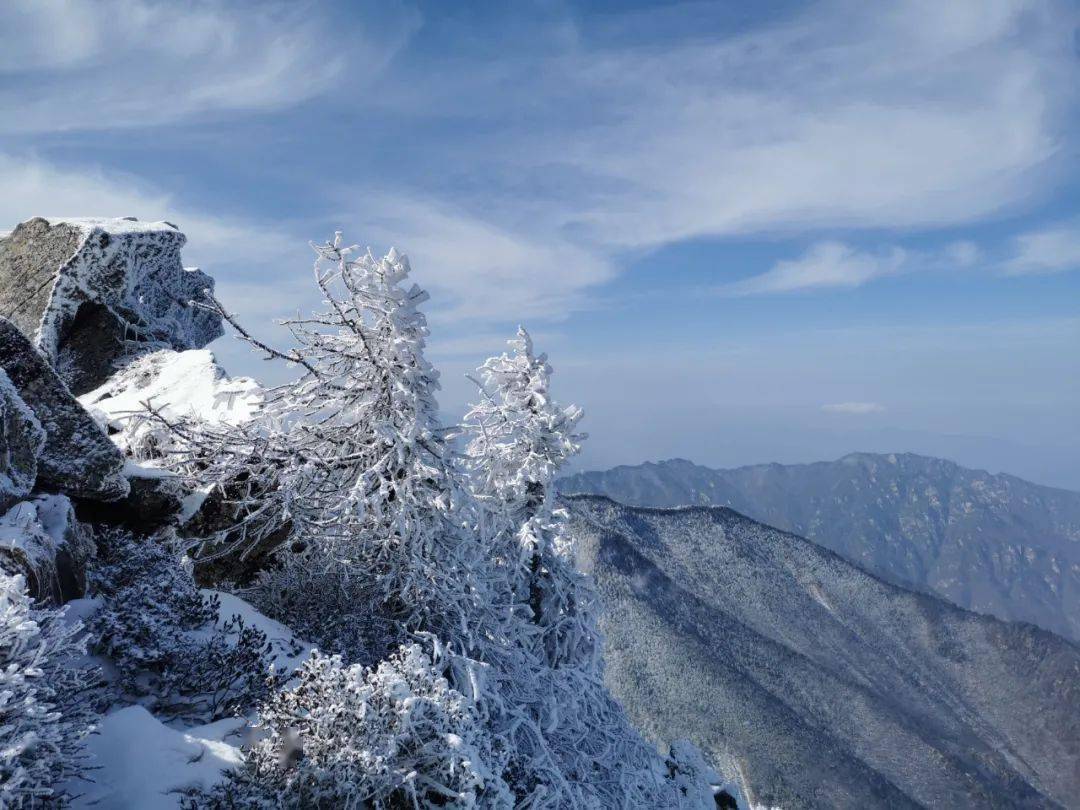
xmin=0 ymin=494 xmax=93 ymax=604
xmin=0 ymin=318 xmax=127 ymax=502
xmin=0 ymin=217 xmax=222 ymax=394
xmin=75 ymin=462 xmax=186 ymax=534
xmin=79 ymin=348 xmax=262 ymax=460
xmin=0 ymin=368 xmax=44 ymax=514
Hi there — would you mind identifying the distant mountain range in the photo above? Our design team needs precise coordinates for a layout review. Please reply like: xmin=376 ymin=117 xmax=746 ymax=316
xmin=560 ymin=453 xmax=1080 ymax=642
xmin=566 ymin=496 xmax=1080 ymax=809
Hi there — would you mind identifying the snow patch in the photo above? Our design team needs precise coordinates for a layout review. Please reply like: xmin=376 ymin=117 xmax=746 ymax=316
xmin=69 ymin=705 xmax=244 ymax=809
xmin=79 ymin=348 xmax=262 ymax=458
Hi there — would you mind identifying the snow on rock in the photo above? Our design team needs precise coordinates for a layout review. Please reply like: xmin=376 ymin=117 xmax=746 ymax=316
xmin=69 ymin=705 xmax=245 ymax=809
xmin=0 ymin=494 xmax=93 ymax=604
xmin=0 ymin=318 xmax=128 ymax=501
xmin=80 ymin=348 xmax=262 ymax=460
xmin=0 ymin=367 xmax=44 ymax=513
xmin=0 ymin=216 xmax=222 ymax=394
xmin=205 ymin=590 xmax=314 ymax=676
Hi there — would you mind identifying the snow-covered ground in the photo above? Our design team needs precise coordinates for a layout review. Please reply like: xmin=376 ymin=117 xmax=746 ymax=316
xmin=66 ymin=590 xmax=312 ymax=808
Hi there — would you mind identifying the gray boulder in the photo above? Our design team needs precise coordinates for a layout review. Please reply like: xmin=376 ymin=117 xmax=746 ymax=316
xmin=0 ymin=318 xmax=127 ymax=501
xmin=0 ymin=368 xmax=44 ymax=513
xmin=0 ymin=217 xmax=222 ymax=394
xmin=74 ymin=465 xmax=185 ymax=534
xmin=0 ymin=494 xmax=94 ymax=604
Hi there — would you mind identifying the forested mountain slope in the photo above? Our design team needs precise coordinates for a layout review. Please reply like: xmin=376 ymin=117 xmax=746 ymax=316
xmin=561 ymin=453 xmax=1080 ymax=641
xmin=567 ymin=495 xmax=1080 ymax=809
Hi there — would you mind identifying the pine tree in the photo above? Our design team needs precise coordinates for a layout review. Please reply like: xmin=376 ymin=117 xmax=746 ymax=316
xmin=168 ymin=241 xmax=716 ymax=808
xmin=162 ymin=234 xmax=486 ymax=660
xmin=463 ymin=327 xmax=593 ymax=667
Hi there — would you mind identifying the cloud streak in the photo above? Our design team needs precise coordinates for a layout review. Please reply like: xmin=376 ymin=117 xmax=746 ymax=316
xmin=718 ymin=239 xmax=980 ymax=296
xmin=0 ymin=0 xmax=419 ymax=133
xmin=1003 ymin=218 xmax=1080 ymax=275
xmin=822 ymin=402 xmax=887 ymax=415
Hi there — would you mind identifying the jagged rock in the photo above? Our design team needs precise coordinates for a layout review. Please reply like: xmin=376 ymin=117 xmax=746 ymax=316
xmin=0 ymin=494 xmax=94 ymax=604
xmin=0 ymin=369 xmax=44 ymax=513
xmin=0 ymin=217 xmax=223 ymax=394
xmin=79 ymin=348 xmax=261 ymax=459
xmin=0 ymin=318 xmax=128 ymax=501
xmin=74 ymin=464 xmax=185 ymax=534
xmin=77 ymin=347 xmax=269 ymax=581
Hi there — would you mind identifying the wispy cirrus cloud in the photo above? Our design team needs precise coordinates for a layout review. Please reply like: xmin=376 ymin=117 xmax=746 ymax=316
xmin=0 ymin=0 xmax=419 ymax=133
xmin=398 ymin=0 xmax=1078 ymax=252
xmin=343 ymin=0 xmax=1079 ymax=314
xmin=718 ymin=240 xmax=979 ymax=296
xmin=2 ymin=0 xmax=1078 ymax=326
xmin=348 ymin=195 xmax=615 ymax=324
xmin=1003 ymin=218 xmax=1080 ymax=275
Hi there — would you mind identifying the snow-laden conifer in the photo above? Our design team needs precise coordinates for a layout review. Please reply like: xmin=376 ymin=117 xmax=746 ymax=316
xmin=463 ymin=327 xmax=593 ymax=667
xmin=461 ymin=329 xmax=718 ymax=807
xmin=168 ymin=238 xmax=716 ymax=808
xmin=157 ymin=234 xmax=486 ymax=658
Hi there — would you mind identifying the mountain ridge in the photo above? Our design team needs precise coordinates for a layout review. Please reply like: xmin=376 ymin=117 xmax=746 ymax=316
xmin=565 ymin=495 xmax=1080 ymax=809
xmin=560 ymin=452 xmax=1080 ymax=641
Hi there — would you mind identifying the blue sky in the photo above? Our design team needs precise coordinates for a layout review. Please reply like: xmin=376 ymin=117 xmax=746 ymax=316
xmin=2 ymin=0 xmax=1078 ymax=487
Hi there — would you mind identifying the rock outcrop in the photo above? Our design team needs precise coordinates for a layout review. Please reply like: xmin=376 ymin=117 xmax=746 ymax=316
xmin=0 ymin=318 xmax=127 ymax=502
xmin=0 ymin=369 xmax=44 ymax=513
xmin=74 ymin=463 xmax=186 ymax=535
xmin=0 ymin=217 xmax=223 ymax=394
xmin=0 ymin=494 xmax=94 ymax=604
xmin=79 ymin=348 xmax=261 ymax=459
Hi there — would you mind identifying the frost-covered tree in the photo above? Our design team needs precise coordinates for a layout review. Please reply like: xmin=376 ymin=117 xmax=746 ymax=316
xmin=159 ymin=235 xmax=486 ymax=660
xmin=165 ymin=238 xmax=715 ymax=808
xmin=459 ymin=329 xmax=719 ymax=807
xmin=0 ymin=571 xmax=96 ymax=806
xmin=463 ymin=328 xmax=593 ymax=667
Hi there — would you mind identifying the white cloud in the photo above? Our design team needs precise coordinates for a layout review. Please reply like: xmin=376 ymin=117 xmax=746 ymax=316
xmin=0 ymin=152 xmax=301 ymax=270
xmin=717 ymin=238 xmax=985 ymax=296
xmin=1003 ymin=218 xmax=1080 ymax=275
xmin=822 ymin=402 xmax=887 ymax=415
xmin=396 ymin=0 xmax=1078 ymax=254
xmin=720 ymin=242 xmax=907 ymax=296
xmin=0 ymin=0 xmax=418 ymax=132
xmin=353 ymin=196 xmax=615 ymax=324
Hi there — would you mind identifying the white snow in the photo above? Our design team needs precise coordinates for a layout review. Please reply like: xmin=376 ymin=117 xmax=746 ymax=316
xmin=0 ymin=495 xmax=73 ymax=573
xmin=69 ymin=706 xmax=244 ymax=809
xmin=45 ymin=217 xmax=182 ymax=237
xmin=79 ymin=348 xmax=262 ymax=459
xmin=203 ymin=590 xmax=314 ymax=675
xmin=122 ymin=459 xmax=177 ymax=479
xmin=68 ymin=591 xmax=310 ymax=807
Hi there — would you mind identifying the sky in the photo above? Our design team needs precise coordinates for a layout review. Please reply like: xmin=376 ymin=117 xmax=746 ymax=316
xmin=1 ymin=0 xmax=1078 ymax=488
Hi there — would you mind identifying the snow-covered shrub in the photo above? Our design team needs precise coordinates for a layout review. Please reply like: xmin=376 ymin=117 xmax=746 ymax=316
xmin=0 ymin=571 xmax=96 ymax=806
xmin=666 ymin=739 xmax=725 ymax=809
xmin=196 ymin=643 xmax=512 ymax=809
xmin=89 ymin=529 xmax=272 ymax=721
